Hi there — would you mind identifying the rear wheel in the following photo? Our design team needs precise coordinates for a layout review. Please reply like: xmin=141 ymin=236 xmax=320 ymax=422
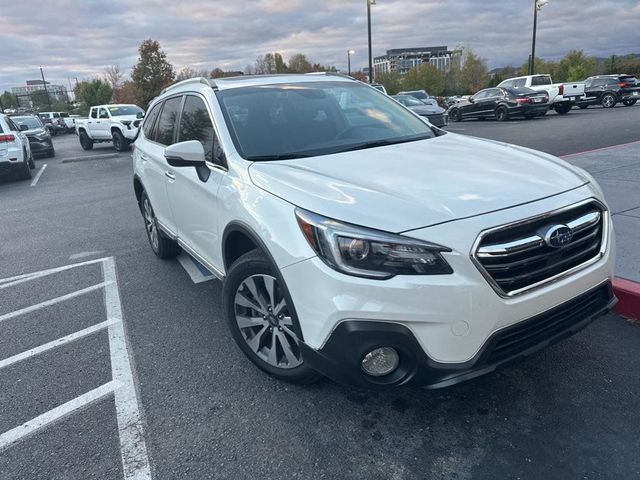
xmin=553 ymin=103 xmax=572 ymax=115
xmin=449 ymin=109 xmax=462 ymax=122
xmin=601 ymin=94 xmax=617 ymax=108
xmin=79 ymin=131 xmax=94 ymax=150
xmin=140 ymin=191 xmax=180 ymax=259
xmin=223 ymin=250 xmax=321 ymax=384
xmin=495 ymin=106 xmax=509 ymax=122
xmin=622 ymin=99 xmax=637 ymax=106
xmin=112 ymin=130 xmax=129 ymax=152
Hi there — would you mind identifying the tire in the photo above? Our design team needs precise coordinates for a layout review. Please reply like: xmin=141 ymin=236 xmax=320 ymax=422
xmin=223 ymin=250 xmax=321 ymax=385
xmin=553 ymin=103 xmax=572 ymax=115
xmin=601 ymin=94 xmax=617 ymax=108
xmin=112 ymin=130 xmax=129 ymax=152
xmin=47 ymin=147 xmax=56 ymax=158
xmin=28 ymin=151 xmax=35 ymax=169
xmin=578 ymin=104 xmax=589 ymax=109
xmin=622 ymin=99 xmax=637 ymax=107
xmin=495 ymin=106 xmax=509 ymax=122
xmin=140 ymin=191 xmax=180 ymax=259
xmin=19 ymin=152 xmax=32 ymax=180
xmin=449 ymin=109 xmax=461 ymax=122
xmin=79 ymin=131 xmax=94 ymax=151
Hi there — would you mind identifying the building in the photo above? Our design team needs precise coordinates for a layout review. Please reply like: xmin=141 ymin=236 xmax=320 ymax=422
xmin=373 ymin=46 xmax=462 ymax=76
xmin=11 ymin=80 xmax=69 ymax=108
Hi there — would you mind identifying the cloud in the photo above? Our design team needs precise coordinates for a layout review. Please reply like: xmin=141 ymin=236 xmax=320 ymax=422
xmin=1 ymin=0 xmax=639 ymax=92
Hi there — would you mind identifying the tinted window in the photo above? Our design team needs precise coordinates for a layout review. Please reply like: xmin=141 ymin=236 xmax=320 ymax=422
xmin=98 ymin=108 xmax=109 ymax=119
xmin=52 ymin=112 xmax=60 ymax=118
xmin=217 ymin=81 xmax=435 ymax=161
xmin=178 ymin=95 xmax=219 ymax=163
xmin=143 ymin=102 xmax=162 ymax=139
xmin=155 ymin=96 xmax=182 ymax=146
xmin=531 ymin=76 xmax=551 ymax=86
xmin=499 ymin=80 xmax=513 ymax=88
xmin=513 ymin=78 xmax=527 ymax=87
xmin=90 ymin=109 xmax=97 ymax=119
xmin=473 ymin=90 xmax=490 ymax=100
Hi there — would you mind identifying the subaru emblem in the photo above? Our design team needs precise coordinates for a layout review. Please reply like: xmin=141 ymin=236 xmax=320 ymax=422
xmin=544 ymin=225 xmax=573 ymax=248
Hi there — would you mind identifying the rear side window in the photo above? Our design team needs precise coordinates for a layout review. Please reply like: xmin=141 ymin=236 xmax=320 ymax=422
xmin=90 ymin=109 xmax=97 ymax=119
xmin=142 ymin=102 xmax=162 ymax=140
xmin=531 ymin=76 xmax=551 ymax=86
xmin=177 ymin=95 xmax=222 ymax=164
xmin=155 ymin=96 xmax=183 ymax=146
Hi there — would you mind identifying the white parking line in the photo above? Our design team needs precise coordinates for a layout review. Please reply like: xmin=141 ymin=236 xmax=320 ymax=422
xmin=102 ymin=257 xmax=153 ymax=480
xmin=30 ymin=163 xmax=47 ymax=187
xmin=0 ymin=257 xmax=110 ymax=289
xmin=0 ymin=282 xmax=112 ymax=323
xmin=0 ymin=319 xmax=119 ymax=370
xmin=0 ymin=381 xmax=117 ymax=452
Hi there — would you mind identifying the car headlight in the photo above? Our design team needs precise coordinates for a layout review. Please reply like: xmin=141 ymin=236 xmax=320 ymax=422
xmin=295 ymin=208 xmax=453 ymax=279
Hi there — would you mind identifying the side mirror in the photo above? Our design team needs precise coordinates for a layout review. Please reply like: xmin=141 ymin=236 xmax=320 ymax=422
xmin=136 ymin=112 xmax=144 ymax=119
xmin=164 ymin=140 xmax=206 ymax=168
xmin=19 ymin=124 xmax=29 ymax=131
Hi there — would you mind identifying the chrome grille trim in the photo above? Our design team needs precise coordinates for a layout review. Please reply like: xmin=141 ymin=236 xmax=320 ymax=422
xmin=470 ymin=199 xmax=608 ymax=297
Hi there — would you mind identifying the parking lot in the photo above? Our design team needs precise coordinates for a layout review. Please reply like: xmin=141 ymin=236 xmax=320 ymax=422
xmin=1 ymin=105 xmax=639 ymax=479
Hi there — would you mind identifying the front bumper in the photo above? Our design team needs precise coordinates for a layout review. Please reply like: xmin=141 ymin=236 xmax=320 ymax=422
xmin=425 ymin=113 xmax=448 ymax=127
xmin=27 ymin=138 xmax=53 ymax=154
xmin=300 ymin=282 xmax=615 ymax=388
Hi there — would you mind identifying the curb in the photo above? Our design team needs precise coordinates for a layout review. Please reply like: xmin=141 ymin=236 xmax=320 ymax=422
xmin=613 ymin=277 xmax=640 ymax=321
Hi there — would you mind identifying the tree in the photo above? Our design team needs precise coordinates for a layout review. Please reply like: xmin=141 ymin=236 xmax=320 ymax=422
xmin=112 ymin=81 xmax=136 ymax=104
xmin=288 ymin=54 xmax=313 ymax=73
xmin=74 ymin=79 xmax=113 ymax=115
xmin=31 ymin=90 xmax=52 ymax=110
xmin=1 ymin=91 xmax=19 ymax=109
xmin=375 ymin=71 xmax=403 ymax=94
xmin=210 ymin=67 xmax=226 ymax=78
xmin=617 ymin=54 xmax=640 ymax=76
xmin=131 ymin=39 xmax=175 ymax=108
xmin=104 ymin=64 xmax=124 ymax=90
xmin=176 ymin=66 xmax=209 ymax=81
xmin=274 ymin=53 xmax=288 ymax=73
xmin=402 ymin=63 xmax=445 ymax=96
xmin=350 ymin=71 xmax=368 ymax=82
xmin=254 ymin=54 xmax=276 ymax=74
xmin=558 ymin=50 xmax=596 ymax=81
xmin=460 ymin=49 xmax=488 ymax=93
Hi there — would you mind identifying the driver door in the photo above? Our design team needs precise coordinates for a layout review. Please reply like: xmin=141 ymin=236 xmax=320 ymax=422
xmin=94 ymin=107 xmax=112 ymax=139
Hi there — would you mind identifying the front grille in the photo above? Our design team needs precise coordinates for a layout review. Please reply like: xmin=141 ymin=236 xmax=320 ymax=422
xmin=482 ymin=283 xmax=612 ymax=364
xmin=474 ymin=201 xmax=605 ymax=295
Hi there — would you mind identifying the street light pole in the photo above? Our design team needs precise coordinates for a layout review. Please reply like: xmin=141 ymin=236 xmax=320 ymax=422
xmin=367 ymin=0 xmax=375 ymax=83
xmin=529 ymin=0 xmax=548 ymax=75
xmin=347 ymin=50 xmax=355 ymax=76
xmin=40 ymin=66 xmax=52 ymax=111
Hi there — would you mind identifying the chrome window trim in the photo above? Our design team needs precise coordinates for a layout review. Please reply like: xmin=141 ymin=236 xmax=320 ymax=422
xmin=470 ymin=198 xmax=609 ymax=298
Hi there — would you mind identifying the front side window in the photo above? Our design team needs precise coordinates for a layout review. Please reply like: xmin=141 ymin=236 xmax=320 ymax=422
xmin=98 ymin=108 xmax=109 ymax=119
xmin=155 ymin=96 xmax=182 ymax=146
xmin=217 ymin=81 xmax=436 ymax=161
xmin=177 ymin=95 xmax=220 ymax=163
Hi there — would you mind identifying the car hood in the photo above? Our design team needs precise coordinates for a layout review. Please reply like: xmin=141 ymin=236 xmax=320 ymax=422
xmin=112 ymin=115 xmax=142 ymax=123
xmin=248 ymin=133 xmax=588 ymax=232
xmin=409 ymin=104 xmax=446 ymax=115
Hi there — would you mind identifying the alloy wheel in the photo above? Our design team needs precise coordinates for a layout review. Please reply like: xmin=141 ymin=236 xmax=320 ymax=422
xmin=143 ymin=198 xmax=159 ymax=251
xmin=602 ymin=95 xmax=615 ymax=108
xmin=233 ymin=274 xmax=302 ymax=369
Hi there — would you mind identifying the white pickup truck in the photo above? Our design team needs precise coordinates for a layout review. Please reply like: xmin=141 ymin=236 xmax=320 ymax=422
xmin=75 ymin=104 xmax=144 ymax=151
xmin=497 ymin=74 xmax=585 ymax=115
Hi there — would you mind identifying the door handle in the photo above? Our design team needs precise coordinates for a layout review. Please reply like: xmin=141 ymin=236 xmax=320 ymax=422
xmin=140 ymin=153 xmax=149 ymax=162
xmin=165 ymin=171 xmax=176 ymax=180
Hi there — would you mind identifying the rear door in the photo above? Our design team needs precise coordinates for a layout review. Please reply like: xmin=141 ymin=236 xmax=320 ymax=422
xmin=166 ymin=94 xmax=226 ymax=272
xmin=141 ymin=96 xmax=183 ymax=235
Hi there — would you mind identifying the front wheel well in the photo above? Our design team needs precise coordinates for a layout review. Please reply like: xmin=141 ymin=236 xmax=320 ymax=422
xmin=223 ymin=229 xmax=260 ymax=271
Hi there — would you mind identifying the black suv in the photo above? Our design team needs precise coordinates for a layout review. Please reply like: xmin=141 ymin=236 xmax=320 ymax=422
xmin=578 ymin=75 xmax=640 ymax=108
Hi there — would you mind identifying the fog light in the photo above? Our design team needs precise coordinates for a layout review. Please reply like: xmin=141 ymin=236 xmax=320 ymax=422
xmin=361 ymin=347 xmax=400 ymax=377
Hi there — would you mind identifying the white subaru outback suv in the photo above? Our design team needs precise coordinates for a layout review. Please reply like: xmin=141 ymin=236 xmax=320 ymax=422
xmin=133 ymin=74 xmax=615 ymax=388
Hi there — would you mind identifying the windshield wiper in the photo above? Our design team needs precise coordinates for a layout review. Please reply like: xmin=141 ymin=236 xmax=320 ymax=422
xmin=246 ymin=153 xmax=313 ymax=161
xmin=334 ymin=135 xmax=431 ymax=154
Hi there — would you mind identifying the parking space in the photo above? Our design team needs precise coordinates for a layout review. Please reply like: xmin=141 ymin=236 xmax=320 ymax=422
xmin=1 ymin=107 xmax=640 ymax=478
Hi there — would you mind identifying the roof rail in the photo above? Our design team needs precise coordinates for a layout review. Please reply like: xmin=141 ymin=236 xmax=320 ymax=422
xmin=160 ymin=77 xmax=216 ymax=95
xmin=305 ymin=71 xmax=355 ymax=80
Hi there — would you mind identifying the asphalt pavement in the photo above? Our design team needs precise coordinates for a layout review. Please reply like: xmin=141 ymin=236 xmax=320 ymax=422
xmin=1 ymin=106 xmax=639 ymax=480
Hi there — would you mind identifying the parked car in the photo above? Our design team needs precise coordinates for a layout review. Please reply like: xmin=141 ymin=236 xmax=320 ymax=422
xmin=75 ymin=104 xmax=144 ymax=152
xmin=10 ymin=115 xmax=55 ymax=158
xmin=576 ymin=75 xmax=640 ymax=108
xmin=448 ymin=87 xmax=549 ymax=122
xmin=0 ymin=114 xmax=35 ymax=180
xmin=38 ymin=112 xmax=69 ymax=134
xmin=498 ymin=75 xmax=584 ymax=114
xmin=133 ymin=74 xmax=615 ymax=389
xmin=370 ymin=83 xmax=388 ymax=94
xmin=398 ymin=89 xmax=438 ymax=106
xmin=391 ymin=94 xmax=448 ymax=127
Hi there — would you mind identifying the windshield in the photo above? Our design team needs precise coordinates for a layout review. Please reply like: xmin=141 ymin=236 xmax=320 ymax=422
xmin=12 ymin=116 xmax=43 ymax=129
xmin=108 ymin=105 xmax=144 ymax=116
xmin=217 ymin=81 xmax=436 ymax=160
xmin=406 ymin=91 xmax=430 ymax=101
xmin=395 ymin=95 xmax=425 ymax=107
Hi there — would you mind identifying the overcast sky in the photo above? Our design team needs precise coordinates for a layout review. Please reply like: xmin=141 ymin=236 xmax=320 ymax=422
xmin=1 ymin=0 xmax=639 ymax=92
